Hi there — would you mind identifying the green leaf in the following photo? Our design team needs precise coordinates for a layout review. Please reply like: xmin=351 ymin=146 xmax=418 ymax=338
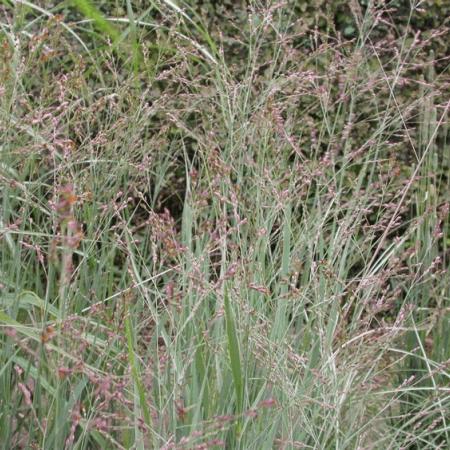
xmin=224 ymin=287 xmax=243 ymax=415
xmin=72 ymin=0 xmax=120 ymax=42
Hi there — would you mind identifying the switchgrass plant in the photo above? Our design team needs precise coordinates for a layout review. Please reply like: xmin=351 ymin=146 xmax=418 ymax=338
xmin=0 ymin=0 xmax=449 ymax=448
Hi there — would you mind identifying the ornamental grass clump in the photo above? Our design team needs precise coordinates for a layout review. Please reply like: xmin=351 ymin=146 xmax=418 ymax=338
xmin=0 ymin=1 xmax=449 ymax=448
